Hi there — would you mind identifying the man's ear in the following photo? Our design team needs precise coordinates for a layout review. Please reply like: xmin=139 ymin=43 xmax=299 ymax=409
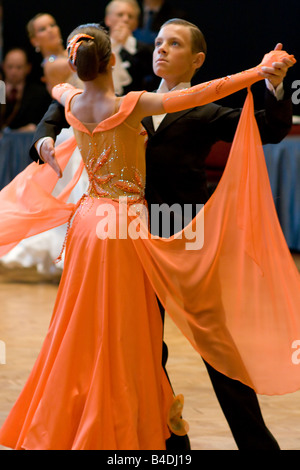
xmin=194 ymin=52 xmax=205 ymax=71
xmin=109 ymin=52 xmax=116 ymax=68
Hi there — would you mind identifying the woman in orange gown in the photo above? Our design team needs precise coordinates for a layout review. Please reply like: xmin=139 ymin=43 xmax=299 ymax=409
xmin=0 ymin=24 xmax=298 ymax=450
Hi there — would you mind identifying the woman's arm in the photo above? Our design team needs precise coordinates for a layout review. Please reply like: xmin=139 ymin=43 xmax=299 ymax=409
xmin=136 ymin=50 xmax=296 ymax=120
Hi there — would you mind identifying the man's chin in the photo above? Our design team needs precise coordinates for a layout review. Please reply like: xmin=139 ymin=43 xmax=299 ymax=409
xmin=153 ymin=69 xmax=169 ymax=81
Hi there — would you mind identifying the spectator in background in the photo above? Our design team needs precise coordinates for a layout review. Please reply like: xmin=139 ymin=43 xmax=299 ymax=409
xmin=104 ymin=0 xmax=156 ymax=95
xmin=134 ymin=0 xmax=189 ymax=45
xmin=0 ymin=48 xmax=51 ymax=132
xmin=27 ymin=13 xmax=83 ymax=94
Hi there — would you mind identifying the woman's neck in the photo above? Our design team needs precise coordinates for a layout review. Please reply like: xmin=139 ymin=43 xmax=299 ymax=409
xmin=82 ymin=72 xmax=115 ymax=96
xmin=71 ymin=74 xmax=118 ymax=125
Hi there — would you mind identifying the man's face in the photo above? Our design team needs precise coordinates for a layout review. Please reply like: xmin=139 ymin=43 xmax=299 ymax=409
xmin=3 ymin=50 xmax=30 ymax=85
xmin=153 ymin=24 xmax=202 ymax=84
xmin=105 ymin=1 xmax=138 ymax=32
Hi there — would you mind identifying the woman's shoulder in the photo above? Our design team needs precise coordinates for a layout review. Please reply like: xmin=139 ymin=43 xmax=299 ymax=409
xmin=117 ymin=91 xmax=148 ymax=130
xmin=119 ymin=90 xmax=147 ymax=111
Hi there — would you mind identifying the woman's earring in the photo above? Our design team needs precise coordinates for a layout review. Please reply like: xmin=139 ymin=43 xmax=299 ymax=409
xmin=35 ymin=46 xmax=40 ymax=53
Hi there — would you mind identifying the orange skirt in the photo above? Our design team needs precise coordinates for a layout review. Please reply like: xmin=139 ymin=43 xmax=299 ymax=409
xmin=0 ymin=197 xmax=176 ymax=450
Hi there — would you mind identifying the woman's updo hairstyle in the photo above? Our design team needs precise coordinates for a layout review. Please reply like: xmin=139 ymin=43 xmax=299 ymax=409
xmin=67 ymin=23 xmax=112 ymax=81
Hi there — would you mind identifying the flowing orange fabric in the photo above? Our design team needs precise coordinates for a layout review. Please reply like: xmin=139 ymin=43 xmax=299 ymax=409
xmin=0 ymin=51 xmax=299 ymax=450
xmin=132 ymin=88 xmax=300 ymax=395
xmin=0 ymin=136 xmax=83 ymax=256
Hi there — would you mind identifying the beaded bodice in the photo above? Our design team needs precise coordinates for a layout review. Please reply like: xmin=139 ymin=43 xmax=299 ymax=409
xmin=59 ymin=89 xmax=148 ymax=204
xmin=72 ymin=121 xmax=147 ymax=205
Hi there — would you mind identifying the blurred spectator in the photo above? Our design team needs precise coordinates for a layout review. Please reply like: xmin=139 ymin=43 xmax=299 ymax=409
xmin=27 ymin=13 xmax=83 ymax=94
xmin=104 ymin=0 xmax=157 ymax=95
xmin=134 ymin=0 xmax=189 ymax=45
xmin=0 ymin=47 xmax=51 ymax=132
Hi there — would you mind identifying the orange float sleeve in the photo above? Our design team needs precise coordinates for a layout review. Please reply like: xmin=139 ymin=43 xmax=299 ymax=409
xmin=162 ymin=50 xmax=296 ymax=113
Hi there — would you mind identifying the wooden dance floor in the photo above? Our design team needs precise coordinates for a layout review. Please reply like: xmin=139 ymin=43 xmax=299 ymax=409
xmin=0 ymin=254 xmax=300 ymax=451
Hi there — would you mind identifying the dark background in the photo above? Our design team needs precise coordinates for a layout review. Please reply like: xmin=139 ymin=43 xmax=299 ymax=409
xmin=2 ymin=0 xmax=299 ymax=112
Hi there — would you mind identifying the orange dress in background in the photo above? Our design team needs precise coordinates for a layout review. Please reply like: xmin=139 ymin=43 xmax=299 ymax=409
xmin=0 ymin=51 xmax=299 ymax=449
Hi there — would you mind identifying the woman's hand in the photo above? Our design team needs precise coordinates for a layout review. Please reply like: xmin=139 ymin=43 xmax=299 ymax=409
xmin=259 ymin=43 xmax=296 ymax=89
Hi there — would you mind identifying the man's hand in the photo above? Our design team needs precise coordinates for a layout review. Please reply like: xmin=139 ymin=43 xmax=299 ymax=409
xmin=260 ymin=43 xmax=296 ymax=89
xmin=40 ymin=137 xmax=62 ymax=178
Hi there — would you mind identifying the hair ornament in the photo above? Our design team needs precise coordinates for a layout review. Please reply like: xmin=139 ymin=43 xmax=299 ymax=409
xmin=67 ymin=33 xmax=94 ymax=64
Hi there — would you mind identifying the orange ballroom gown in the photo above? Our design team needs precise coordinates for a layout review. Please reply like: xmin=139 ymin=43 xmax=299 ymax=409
xmin=0 ymin=50 xmax=299 ymax=450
